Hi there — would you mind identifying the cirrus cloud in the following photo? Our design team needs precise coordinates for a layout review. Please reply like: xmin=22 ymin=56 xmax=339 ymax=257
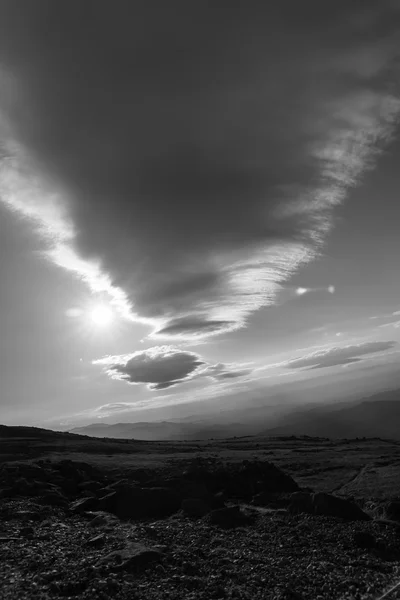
xmin=283 ymin=340 xmax=397 ymax=370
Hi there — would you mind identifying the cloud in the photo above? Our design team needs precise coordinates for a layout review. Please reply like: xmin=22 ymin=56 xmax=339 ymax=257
xmin=94 ymin=346 xmax=252 ymax=390
xmin=0 ymin=3 xmax=399 ymax=339
xmin=201 ymin=363 xmax=254 ymax=381
xmin=94 ymin=346 xmax=206 ymax=390
xmin=369 ymin=309 xmax=400 ymax=329
xmin=282 ymin=340 xmax=397 ymax=370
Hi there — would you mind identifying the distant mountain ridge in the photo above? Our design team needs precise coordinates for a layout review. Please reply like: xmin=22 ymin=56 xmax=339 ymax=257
xmin=69 ymin=388 xmax=400 ymax=441
xmin=259 ymin=394 xmax=400 ymax=440
xmin=70 ymin=420 xmax=259 ymax=441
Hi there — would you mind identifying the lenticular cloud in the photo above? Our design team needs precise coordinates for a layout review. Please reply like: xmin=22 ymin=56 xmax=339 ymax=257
xmin=0 ymin=2 xmax=399 ymax=339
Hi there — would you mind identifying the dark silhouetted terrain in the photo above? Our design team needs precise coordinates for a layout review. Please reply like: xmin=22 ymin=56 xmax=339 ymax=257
xmin=1 ymin=423 xmax=400 ymax=599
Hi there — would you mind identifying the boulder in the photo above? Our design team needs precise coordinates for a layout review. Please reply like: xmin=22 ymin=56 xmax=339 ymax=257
xmin=111 ymin=486 xmax=181 ymax=520
xmin=210 ymin=492 xmax=226 ymax=509
xmin=37 ymin=493 xmax=68 ymax=508
xmin=181 ymin=498 xmax=210 ymax=518
xmin=209 ymin=505 xmax=248 ymax=528
xmin=19 ymin=526 xmax=35 ymax=538
xmin=78 ymin=480 xmax=104 ymax=493
xmin=69 ymin=496 xmax=98 ymax=513
xmin=385 ymin=501 xmax=400 ymax=522
xmin=182 ymin=459 xmax=298 ymax=500
xmin=85 ymin=533 xmax=106 ymax=547
xmin=312 ymin=493 xmax=371 ymax=521
xmin=254 ymin=491 xmax=292 ymax=509
xmin=288 ymin=492 xmax=314 ymax=515
xmin=97 ymin=491 xmax=118 ymax=512
xmin=14 ymin=510 xmax=44 ymax=522
xmin=97 ymin=543 xmax=163 ymax=571
xmin=88 ymin=511 xmax=120 ymax=528
xmin=353 ymin=531 xmax=376 ymax=549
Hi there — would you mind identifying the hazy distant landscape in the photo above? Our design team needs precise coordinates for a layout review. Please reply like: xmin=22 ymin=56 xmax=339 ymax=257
xmin=69 ymin=388 xmax=400 ymax=442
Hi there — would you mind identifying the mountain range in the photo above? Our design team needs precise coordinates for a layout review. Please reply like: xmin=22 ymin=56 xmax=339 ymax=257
xmin=69 ymin=388 xmax=400 ymax=441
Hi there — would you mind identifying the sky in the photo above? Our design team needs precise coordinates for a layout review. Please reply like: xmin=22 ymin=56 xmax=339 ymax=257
xmin=1 ymin=1 xmax=400 ymax=429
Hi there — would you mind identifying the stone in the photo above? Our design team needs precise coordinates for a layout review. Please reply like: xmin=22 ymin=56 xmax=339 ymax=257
xmin=97 ymin=491 xmax=118 ymax=512
xmin=98 ymin=543 xmax=163 ymax=571
xmin=14 ymin=510 xmax=43 ymax=522
xmin=109 ymin=486 xmax=181 ymax=520
xmin=19 ymin=526 xmax=35 ymax=538
xmin=209 ymin=505 xmax=248 ymax=528
xmin=88 ymin=511 xmax=119 ymax=528
xmin=85 ymin=533 xmax=106 ymax=547
xmin=69 ymin=496 xmax=98 ymax=513
xmin=312 ymin=493 xmax=371 ymax=521
xmin=288 ymin=492 xmax=314 ymax=515
xmin=210 ymin=492 xmax=226 ymax=509
xmin=78 ymin=481 xmax=103 ymax=493
xmin=385 ymin=501 xmax=400 ymax=522
xmin=353 ymin=531 xmax=376 ymax=549
xmin=37 ymin=493 xmax=68 ymax=508
xmin=182 ymin=498 xmax=210 ymax=518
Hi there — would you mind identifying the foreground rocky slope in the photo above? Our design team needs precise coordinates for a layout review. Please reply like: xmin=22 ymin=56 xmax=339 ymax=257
xmin=1 ymin=456 xmax=400 ymax=599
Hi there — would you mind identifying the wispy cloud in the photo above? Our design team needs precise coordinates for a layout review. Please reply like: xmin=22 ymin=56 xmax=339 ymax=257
xmin=0 ymin=3 xmax=399 ymax=339
xmin=369 ymin=309 xmax=400 ymax=329
xmin=281 ymin=340 xmax=397 ymax=370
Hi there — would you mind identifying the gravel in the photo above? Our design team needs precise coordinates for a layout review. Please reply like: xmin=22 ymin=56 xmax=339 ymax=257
xmin=1 ymin=498 xmax=400 ymax=600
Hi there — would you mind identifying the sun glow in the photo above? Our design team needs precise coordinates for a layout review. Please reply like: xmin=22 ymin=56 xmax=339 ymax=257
xmin=89 ymin=304 xmax=114 ymax=327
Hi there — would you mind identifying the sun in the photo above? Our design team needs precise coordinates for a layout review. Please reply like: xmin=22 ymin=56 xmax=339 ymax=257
xmin=89 ymin=304 xmax=114 ymax=327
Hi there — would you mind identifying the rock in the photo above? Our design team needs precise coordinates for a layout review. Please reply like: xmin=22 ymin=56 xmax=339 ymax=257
xmin=108 ymin=486 xmax=181 ymax=520
xmin=385 ymin=501 xmax=400 ymax=522
xmin=14 ymin=510 xmax=44 ymax=522
xmin=209 ymin=505 xmax=248 ymax=528
xmin=353 ymin=531 xmax=376 ymax=549
xmin=182 ymin=459 xmax=298 ymax=500
xmin=12 ymin=477 xmax=31 ymax=496
xmin=69 ymin=496 xmax=98 ymax=513
xmin=0 ymin=488 xmax=14 ymax=499
xmin=288 ymin=492 xmax=370 ymax=521
xmin=97 ymin=491 xmax=118 ymax=512
xmin=182 ymin=498 xmax=210 ymax=518
xmin=81 ymin=489 xmax=96 ymax=498
xmin=58 ymin=479 xmax=79 ymax=496
xmin=253 ymin=491 xmax=291 ymax=508
xmin=312 ymin=493 xmax=371 ymax=521
xmin=98 ymin=543 xmax=163 ymax=571
xmin=78 ymin=480 xmax=103 ymax=493
xmin=374 ymin=518 xmax=400 ymax=535
xmin=288 ymin=492 xmax=314 ymax=515
xmin=88 ymin=511 xmax=119 ymax=528
xmin=85 ymin=533 xmax=106 ymax=547
xmin=210 ymin=492 xmax=226 ymax=509
xmin=104 ymin=478 xmax=130 ymax=490
xmin=237 ymin=460 xmax=299 ymax=496
xmin=37 ymin=493 xmax=68 ymax=508
xmin=19 ymin=526 xmax=34 ymax=538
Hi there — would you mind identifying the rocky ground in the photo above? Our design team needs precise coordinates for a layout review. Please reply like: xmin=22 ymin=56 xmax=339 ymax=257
xmin=1 ymin=453 xmax=400 ymax=599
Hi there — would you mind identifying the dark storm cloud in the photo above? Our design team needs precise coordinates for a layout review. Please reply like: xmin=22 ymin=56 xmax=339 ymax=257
xmin=94 ymin=346 xmax=252 ymax=389
xmin=283 ymin=341 xmax=397 ymax=370
xmin=0 ymin=1 xmax=400 ymax=338
xmin=94 ymin=346 xmax=206 ymax=390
